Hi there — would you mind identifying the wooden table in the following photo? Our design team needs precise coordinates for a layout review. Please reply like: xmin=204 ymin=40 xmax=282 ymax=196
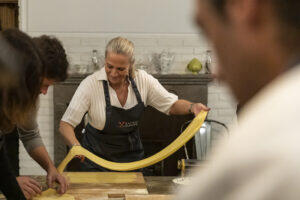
xmin=0 ymin=176 xmax=177 ymax=199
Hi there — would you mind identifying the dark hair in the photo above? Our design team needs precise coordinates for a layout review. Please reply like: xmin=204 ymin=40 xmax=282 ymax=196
xmin=0 ymin=35 xmax=21 ymax=88
xmin=33 ymin=35 xmax=69 ymax=82
xmin=0 ymin=29 xmax=43 ymax=132
xmin=208 ymin=0 xmax=300 ymax=51
xmin=272 ymin=0 xmax=300 ymax=51
xmin=209 ymin=0 xmax=226 ymax=15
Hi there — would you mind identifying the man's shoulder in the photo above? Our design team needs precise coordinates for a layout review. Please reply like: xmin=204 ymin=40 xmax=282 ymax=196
xmin=232 ymin=65 xmax=300 ymax=148
xmin=240 ymin=65 xmax=300 ymax=121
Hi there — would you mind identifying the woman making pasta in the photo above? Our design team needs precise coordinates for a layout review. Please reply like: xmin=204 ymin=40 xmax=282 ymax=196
xmin=59 ymin=37 xmax=209 ymax=171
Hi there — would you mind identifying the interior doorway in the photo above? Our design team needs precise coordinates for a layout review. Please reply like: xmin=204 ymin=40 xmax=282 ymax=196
xmin=0 ymin=0 xmax=18 ymax=30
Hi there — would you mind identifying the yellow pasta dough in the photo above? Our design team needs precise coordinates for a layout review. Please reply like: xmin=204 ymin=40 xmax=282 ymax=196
xmin=33 ymin=189 xmax=75 ymax=200
xmin=57 ymin=110 xmax=207 ymax=172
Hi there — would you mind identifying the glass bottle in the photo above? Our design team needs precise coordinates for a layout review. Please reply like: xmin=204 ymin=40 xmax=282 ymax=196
xmin=91 ymin=49 xmax=99 ymax=71
xmin=204 ymin=50 xmax=212 ymax=74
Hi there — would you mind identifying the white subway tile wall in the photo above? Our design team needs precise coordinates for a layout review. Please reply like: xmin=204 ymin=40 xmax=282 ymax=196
xmin=19 ymin=34 xmax=237 ymax=175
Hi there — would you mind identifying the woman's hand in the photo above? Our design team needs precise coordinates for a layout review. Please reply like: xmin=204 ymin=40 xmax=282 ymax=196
xmin=191 ymin=103 xmax=210 ymax=116
xmin=16 ymin=176 xmax=42 ymax=199
xmin=169 ymin=100 xmax=210 ymax=116
xmin=46 ymin=166 xmax=68 ymax=194
xmin=72 ymin=144 xmax=85 ymax=162
xmin=75 ymin=155 xmax=85 ymax=162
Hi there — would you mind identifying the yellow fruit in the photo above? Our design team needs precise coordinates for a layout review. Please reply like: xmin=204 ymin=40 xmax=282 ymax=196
xmin=187 ymin=58 xmax=202 ymax=73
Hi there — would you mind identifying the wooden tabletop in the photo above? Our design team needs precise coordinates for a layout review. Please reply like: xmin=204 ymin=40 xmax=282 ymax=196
xmin=144 ymin=176 xmax=177 ymax=194
xmin=0 ymin=176 xmax=178 ymax=199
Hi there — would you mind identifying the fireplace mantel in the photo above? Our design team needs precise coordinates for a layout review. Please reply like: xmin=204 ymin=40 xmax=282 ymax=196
xmin=58 ymin=73 xmax=212 ymax=85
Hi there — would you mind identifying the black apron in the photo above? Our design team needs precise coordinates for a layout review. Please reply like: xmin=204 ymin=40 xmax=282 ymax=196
xmin=80 ymin=77 xmax=145 ymax=171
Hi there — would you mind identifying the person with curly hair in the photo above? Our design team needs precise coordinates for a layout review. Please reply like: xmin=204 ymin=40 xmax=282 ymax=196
xmin=13 ymin=34 xmax=70 ymax=199
xmin=0 ymin=30 xmax=69 ymax=199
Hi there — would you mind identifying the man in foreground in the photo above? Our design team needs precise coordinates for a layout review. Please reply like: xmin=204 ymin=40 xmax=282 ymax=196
xmin=176 ymin=0 xmax=300 ymax=199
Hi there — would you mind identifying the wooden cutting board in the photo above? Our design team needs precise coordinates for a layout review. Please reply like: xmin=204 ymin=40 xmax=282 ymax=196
xmin=63 ymin=172 xmax=148 ymax=197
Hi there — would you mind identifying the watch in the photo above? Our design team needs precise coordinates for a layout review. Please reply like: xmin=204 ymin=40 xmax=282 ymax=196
xmin=188 ymin=103 xmax=195 ymax=114
xmin=72 ymin=143 xmax=81 ymax=148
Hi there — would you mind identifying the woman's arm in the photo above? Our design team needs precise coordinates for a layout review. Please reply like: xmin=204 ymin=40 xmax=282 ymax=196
xmin=59 ymin=121 xmax=80 ymax=148
xmin=169 ymin=99 xmax=210 ymax=116
xmin=142 ymin=71 xmax=209 ymax=116
xmin=59 ymin=78 xmax=92 ymax=148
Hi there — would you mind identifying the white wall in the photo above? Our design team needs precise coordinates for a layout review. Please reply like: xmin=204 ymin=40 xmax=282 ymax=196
xmin=19 ymin=0 xmax=237 ymax=175
xmin=26 ymin=0 xmax=197 ymax=34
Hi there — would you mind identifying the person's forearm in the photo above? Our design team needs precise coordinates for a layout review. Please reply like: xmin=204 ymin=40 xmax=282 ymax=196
xmin=59 ymin=121 xmax=80 ymax=148
xmin=29 ymin=146 xmax=56 ymax=172
xmin=169 ymin=99 xmax=193 ymax=115
xmin=29 ymin=146 xmax=68 ymax=194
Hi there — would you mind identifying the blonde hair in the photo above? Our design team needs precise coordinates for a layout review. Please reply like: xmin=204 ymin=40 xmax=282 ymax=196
xmin=105 ymin=37 xmax=136 ymax=78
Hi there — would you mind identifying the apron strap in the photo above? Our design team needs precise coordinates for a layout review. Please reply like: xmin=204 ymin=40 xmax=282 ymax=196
xmin=129 ymin=77 xmax=143 ymax=104
xmin=102 ymin=80 xmax=113 ymax=120
xmin=102 ymin=80 xmax=112 ymax=107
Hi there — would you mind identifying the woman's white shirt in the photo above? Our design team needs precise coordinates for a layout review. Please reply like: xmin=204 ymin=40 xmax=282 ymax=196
xmin=61 ymin=68 xmax=178 ymax=130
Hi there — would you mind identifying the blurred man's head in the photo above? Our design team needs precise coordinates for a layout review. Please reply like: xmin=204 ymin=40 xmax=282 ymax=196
xmin=33 ymin=35 xmax=69 ymax=95
xmin=195 ymin=0 xmax=300 ymax=106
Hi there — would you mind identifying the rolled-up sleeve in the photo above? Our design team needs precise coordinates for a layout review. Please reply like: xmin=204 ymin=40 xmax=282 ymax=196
xmin=61 ymin=78 xmax=91 ymax=127
xmin=18 ymin=108 xmax=44 ymax=153
xmin=18 ymin=126 xmax=44 ymax=153
xmin=145 ymin=74 xmax=178 ymax=115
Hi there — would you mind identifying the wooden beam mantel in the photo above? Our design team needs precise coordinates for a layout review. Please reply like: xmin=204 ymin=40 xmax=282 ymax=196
xmin=58 ymin=73 xmax=213 ymax=85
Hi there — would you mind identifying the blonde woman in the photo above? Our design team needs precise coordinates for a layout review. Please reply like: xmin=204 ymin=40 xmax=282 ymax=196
xmin=59 ymin=37 xmax=209 ymax=171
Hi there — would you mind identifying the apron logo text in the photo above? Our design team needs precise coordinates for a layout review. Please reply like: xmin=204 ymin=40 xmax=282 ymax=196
xmin=118 ymin=121 xmax=139 ymax=128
